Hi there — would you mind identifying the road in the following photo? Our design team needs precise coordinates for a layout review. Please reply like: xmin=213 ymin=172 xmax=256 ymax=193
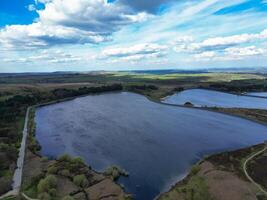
xmin=243 ymin=145 xmax=267 ymax=196
xmin=0 ymin=107 xmax=30 ymax=199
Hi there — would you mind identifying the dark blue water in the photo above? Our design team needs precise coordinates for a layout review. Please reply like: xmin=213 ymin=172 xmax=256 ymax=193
xmin=247 ymin=92 xmax=267 ymax=98
xmin=164 ymin=89 xmax=267 ymax=109
xmin=35 ymin=92 xmax=267 ymax=200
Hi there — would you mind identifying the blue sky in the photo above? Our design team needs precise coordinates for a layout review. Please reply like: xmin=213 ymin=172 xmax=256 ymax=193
xmin=0 ymin=0 xmax=267 ymax=72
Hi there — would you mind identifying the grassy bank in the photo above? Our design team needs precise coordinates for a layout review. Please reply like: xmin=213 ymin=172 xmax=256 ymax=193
xmin=1 ymin=72 xmax=267 ymax=199
xmin=0 ymin=83 xmax=124 ymax=197
xmin=158 ymin=143 xmax=267 ymax=200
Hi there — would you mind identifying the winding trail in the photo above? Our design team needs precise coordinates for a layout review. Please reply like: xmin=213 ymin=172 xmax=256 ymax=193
xmin=0 ymin=107 xmax=31 ymax=199
xmin=243 ymin=144 xmax=267 ymax=196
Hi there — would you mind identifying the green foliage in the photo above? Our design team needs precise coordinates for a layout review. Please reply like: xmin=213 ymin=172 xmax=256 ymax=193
xmin=104 ymin=166 xmax=129 ymax=180
xmin=37 ymin=175 xmax=57 ymax=194
xmin=47 ymin=165 xmax=58 ymax=174
xmin=59 ymin=169 xmax=71 ymax=177
xmin=58 ymin=154 xmax=72 ymax=162
xmin=73 ymin=174 xmax=88 ymax=188
xmin=183 ymin=176 xmax=213 ymax=200
xmin=71 ymin=157 xmax=84 ymax=165
xmin=190 ymin=165 xmax=201 ymax=175
xmin=70 ymin=157 xmax=86 ymax=171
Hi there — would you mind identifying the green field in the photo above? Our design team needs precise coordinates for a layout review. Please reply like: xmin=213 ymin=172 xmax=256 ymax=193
xmin=0 ymin=71 xmax=267 ymax=198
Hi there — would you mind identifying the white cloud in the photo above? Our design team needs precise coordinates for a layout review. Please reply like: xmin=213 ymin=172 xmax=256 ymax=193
xmin=225 ymin=46 xmax=265 ymax=57
xmin=100 ymin=43 xmax=167 ymax=62
xmin=174 ymin=29 xmax=267 ymax=53
xmin=3 ymin=50 xmax=83 ymax=63
xmin=0 ymin=0 xmax=151 ymax=49
xmin=193 ymin=46 xmax=266 ymax=61
xmin=27 ymin=4 xmax=36 ymax=12
xmin=194 ymin=51 xmax=216 ymax=59
xmin=102 ymin=43 xmax=167 ymax=57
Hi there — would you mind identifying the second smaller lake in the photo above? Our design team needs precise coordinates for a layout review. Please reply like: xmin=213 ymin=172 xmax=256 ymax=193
xmin=247 ymin=92 xmax=267 ymax=98
xmin=163 ymin=89 xmax=267 ymax=109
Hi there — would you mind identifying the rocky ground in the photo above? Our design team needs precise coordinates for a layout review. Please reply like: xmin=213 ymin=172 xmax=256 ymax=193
xmin=158 ymin=142 xmax=267 ymax=200
xmin=22 ymin=150 xmax=130 ymax=200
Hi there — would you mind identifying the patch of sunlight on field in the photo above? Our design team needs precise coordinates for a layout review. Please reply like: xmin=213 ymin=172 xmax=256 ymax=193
xmin=110 ymin=72 xmax=265 ymax=82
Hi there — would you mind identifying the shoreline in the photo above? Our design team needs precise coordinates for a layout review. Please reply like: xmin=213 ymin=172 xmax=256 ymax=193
xmin=8 ymin=89 xmax=267 ymax=200
xmin=157 ymin=143 xmax=267 ymax=200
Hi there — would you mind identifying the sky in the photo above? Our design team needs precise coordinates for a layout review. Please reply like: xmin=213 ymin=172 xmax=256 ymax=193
xmin=0 ymin=0 xmax=267 ymax=72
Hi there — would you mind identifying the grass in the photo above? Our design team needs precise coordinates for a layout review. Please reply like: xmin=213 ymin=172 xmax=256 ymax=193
xmin=160 ymin=176 xmax=213 ymax=200
xmin=0 ymin=72 xmax=267 ymax=198
xmin=111 ymin=72 xmax=265 ymax=82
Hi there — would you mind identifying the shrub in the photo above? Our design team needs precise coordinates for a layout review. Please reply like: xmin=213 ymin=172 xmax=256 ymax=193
xmin=60 ymin=169 xmax=71 ymax=177
xmin=104 ymin=166 xmax=129 ymax=180
xmin=37 ymin=175 xmax=57 ymax=193
xmin=47 ymin=165 xmax=58 ymax=174
xmin=73 ymin=174 xmax=88 ymax=188
xmin=71 ymin=157 xmax=84 ymax=165
xmin=70 ymin=157 xmax=86 ymax=171
xmin=191 ymin=165 xmax=201 ymax=175
xmin=58 ymin=154 xmax=72 ymax=162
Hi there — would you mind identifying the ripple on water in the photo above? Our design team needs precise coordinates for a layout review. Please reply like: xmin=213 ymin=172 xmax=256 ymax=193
xmin=35 ymin=92 xmax=267 ymax=200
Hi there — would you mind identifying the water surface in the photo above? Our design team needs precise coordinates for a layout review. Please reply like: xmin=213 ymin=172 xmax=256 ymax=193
xmin=247 ymin=92 xmax=267 ymax=98
xmin=164 ymin=89 xmax=267 ymax=109
xmin=35 ymin=92 xmax=267 ymax=200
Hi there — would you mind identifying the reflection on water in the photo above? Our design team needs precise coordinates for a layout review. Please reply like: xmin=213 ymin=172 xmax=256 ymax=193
xmin=164 ymin=89 xmax=267 ymax=109
xmin=247 ymin=92 xmax=267 ymax=98
xmin=36 ymin=92 xmax=267 ymax=200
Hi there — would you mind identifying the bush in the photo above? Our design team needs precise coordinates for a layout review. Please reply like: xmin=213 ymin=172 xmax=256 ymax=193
xmin=60 ymin=169 xmax=71 ymax=177
xmin=58 ymin=154 xmax=72 ymax=162
xmin=104 ymin=166 xmax=128 ymax=180
xmin=37 ymin=175 xmax=57 ymax=193
xmin=191 ymin=165 xmax=201 ymax=175
xmin=70 ymin=157 xmax=86 ymax=171
xmin=71 ymin=157 xmax=84 ymax=165
xmin=47 ymin=165 xmax=58 ymax=174
xmin=73 ymin=174 xmax=88 ymax=188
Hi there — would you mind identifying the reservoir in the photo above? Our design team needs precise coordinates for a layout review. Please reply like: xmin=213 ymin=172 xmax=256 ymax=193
xmin=35 ymin=92 xmax=267 ymax=200
xmin=247 ymin=92 xmax=267 ymax=98
xmin=163 ymin=89 xmax=267 ymax=109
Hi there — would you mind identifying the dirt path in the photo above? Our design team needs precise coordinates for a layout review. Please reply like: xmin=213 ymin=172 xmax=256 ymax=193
xmin=243 ymin=145 xmax=267 ymax=196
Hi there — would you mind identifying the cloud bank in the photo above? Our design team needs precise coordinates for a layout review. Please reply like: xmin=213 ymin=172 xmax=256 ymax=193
xmin=0 ymin=0 xmax=150 ymax=49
